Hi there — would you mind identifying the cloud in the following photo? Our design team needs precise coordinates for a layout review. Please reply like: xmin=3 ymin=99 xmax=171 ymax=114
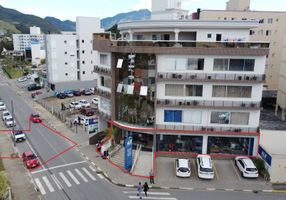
xmin=132 ymin=0 xmax=151 ymax=10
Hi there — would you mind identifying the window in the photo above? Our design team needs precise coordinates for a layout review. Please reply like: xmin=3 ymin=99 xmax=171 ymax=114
xmin=65 ymin=73 xmax=68 ymax=76
xmin=64 ymin=40 xmax=67 ymax=43
xmin=164 ymin=110 xmax=182 ymax=122
xmin=250 ymin=30 xmax=255 ymax=35
xmin=259 ymin=19 xmax=264 ymax=23
xmin=210 ymin=112 xmax=249 ymax=125
xmin=212 ymin=86 xmax=226 ymax=97
xmin=211 ymin=112 xmax=230 ymax=124
xmin=82 ymin=50 xmax=85 ymax=54
xmin=82 ymin=40 xmax=84 ymax=43
xmin=267 ymin=18 xmax=273 ymax=24
xmin=242 ymin=18 xmax=247 ymax=20
xmin=185 ymin=85 xmax=203 ymax=96
xmin=212 ymin=86 xmax=252 ymax=98
xmin=65 ymin=62 xmax=68 ymax=65
xmin=82 ymin=61 xmax=85 ymax=64
xmin=187 ymin=58 xmax=204 ymax=70
xmin=136 ymin=35 xmax=144 ymax=40
xmin=165 ymin=84 xmax=184 ymax=96
xmin=207 ymin=34 xmax=212 ymax=38
xmin=221 ymin=59 xmax=255 ymax=71
xmin=266 ymin=30 xmax=272 ymax=36
xmin=100 ymin=54 xmax=109 ymax=66
xmin=64 ymin=51 xmax=67 ymax=54
xmin=82 ymin=71 xmax=85 ymax=74
xmin=101 ymin=76 xmax=105 ymax=87
xmin=214 ymin=59 xmax=228 ymax=71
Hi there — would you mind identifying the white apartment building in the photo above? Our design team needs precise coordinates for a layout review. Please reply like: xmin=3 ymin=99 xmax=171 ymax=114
xmin=92 ymin=0 xmax=269 ymax=157
xmin=13 ymin=26 xmax=46 ymax=65
xmin=46 ymin=17 xmax=104 ymax=89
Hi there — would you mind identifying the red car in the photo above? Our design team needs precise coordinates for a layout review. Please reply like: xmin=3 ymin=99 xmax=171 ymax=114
xmin=80 ymin=108 xmax=94 ymax=116
xmin=30 ymin=113 xmax=42 ymax=123
xmin=22 ymin=151 xmax=40 ymax=169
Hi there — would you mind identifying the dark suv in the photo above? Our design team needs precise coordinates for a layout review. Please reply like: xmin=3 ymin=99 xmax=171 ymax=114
xmin=27 ymin=84 xmax=41 ymax=91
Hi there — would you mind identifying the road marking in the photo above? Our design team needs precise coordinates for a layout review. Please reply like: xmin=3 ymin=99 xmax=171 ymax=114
xmin=31 ymin=161 xmax=87 ymax=174
xmin=97 ymin=173 xmax=104 ymax=179
xmin=35 ymin=178 xmax=46 ymax=195
xmin=26 ymin=139 xmax=46 ymax=171
xmin=128 ymin=196 xmax=177 ymax=200
xmin=213 ymin=160 xmax=219 ymax=180
xmin=59 ymin=172 xmax=72 ymax=187
xmin=67 ymin=170 xmax=80 ymax=185
xmin=75 ymin=169 xmax=88 ymax=182
xmin=82 ymin=167 xmax=96 ymax=181
xmin=89 ymin=166 xmax=96 ymax=172
xmin=231 ymin=160 xmax=242 ymax=181
xmin=51 ymin=174 xmax=63 ymax=190
xmin=123 ymin=191 xmax=170 ymax=195
xmin=42 ymin=176 xmax=55 ymax=193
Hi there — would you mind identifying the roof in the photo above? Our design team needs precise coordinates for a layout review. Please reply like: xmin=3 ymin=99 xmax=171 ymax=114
xmin=197 ymin=155 xmax=212 ymax=168
xmin=241 ymin=158 xmax=256 ymax=168
xmin=23 ymin=151 xmax=33 ymax=156
xmin=177 ymin=159 xmax=189 ymax=168
xmin=260 ymin=130 xmax=286 ymax=157
xmin=259 ymin=109 xmax=286 ymax=130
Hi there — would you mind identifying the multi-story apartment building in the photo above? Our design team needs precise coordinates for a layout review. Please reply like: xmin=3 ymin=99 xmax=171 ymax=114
xmin=198 ymin=0 xmax=286 ymax=91
xmin=46 ymin=17 xmax=103 ymax=90
xmin=93 ymin=0 xmax=269 ymax=157
xmin=13 ymin=26 xmax=46 ymax=65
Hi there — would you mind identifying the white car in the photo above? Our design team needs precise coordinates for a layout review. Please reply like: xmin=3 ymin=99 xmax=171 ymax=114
xmin=5 ymin=116 xmax=16 ymax=127
xmin=235 ymin=156 xmax=259 ymax=178
xmin=79 ymin=99 xmax=90 ymax=108
xmin=175 ymin=158 xmax=191 ymax=178
xmin=11 ymin=130 xmax=26 ymax=142
xmin=69 ymin=101 xmax=82 ymax=109
xmin=73 ymin=116 xmax=89 ymax=126
xmin=196 ymin=155 xmax=214 ymax=179
xmin=0 ymin=101 xmax=6 ymax=111
xmin=2 ymin=110 xmax=11 ymax=121
xmin=91 ymin=97 xmax=99 ymax=105
xmin=17 ymin=76 xmax=27 ymax=82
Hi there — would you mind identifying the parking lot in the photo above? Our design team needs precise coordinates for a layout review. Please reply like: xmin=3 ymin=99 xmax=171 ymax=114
xmin=155 ymin=157 xmax=271 ymax=190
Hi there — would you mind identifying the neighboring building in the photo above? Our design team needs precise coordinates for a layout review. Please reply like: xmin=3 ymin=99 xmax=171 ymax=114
xmin=93 ymin=0 xmax=269 ymax=157
xmin=198 ymin=0 xmax=286 ymax=90
xmin=12 ymin=26 xmax=45 ymax=66
xmin=46 ymin=17 xmax=104 ymax=90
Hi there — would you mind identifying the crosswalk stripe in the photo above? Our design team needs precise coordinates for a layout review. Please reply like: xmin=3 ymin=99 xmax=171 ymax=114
xmin=35 ymin=178 xmax=46 ymax=195
xmin=67 ymin=170 xmax=80 ymax=185
xmin=75 ymin=169 xmax=88 ymax=182
xmin=51 ymin=174 xmax=63 ymax=190
xmin=42 ymin=176 xmax=55 ymax=193
xmin=89 ymin=166 xmax=96 ymax=172
xmin=59 ymin=172 xmax=72 ymax=187
xmin=128 ymin=196 xmax=177 ymax=200
xmin=82 ymin=167 xmax=96 ymax=181
xmin=123 ymin=191 xmax=170 ymax=195
xmin=97 ymin=173 xmax=104 ymax=179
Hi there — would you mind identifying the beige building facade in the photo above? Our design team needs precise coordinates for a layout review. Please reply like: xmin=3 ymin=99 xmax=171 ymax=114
xmin=199 ymin=0 xmax=286 ymax=91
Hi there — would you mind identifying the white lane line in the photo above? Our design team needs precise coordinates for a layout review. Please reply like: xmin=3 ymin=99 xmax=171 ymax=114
xmin=89 ymin=166 xmax=96 ymax=172
xmin=67 ymin=170 xmax=80 ymax=185
xmin=42 ymin=176 xmax=55 ymax=193
xmin=51 ymin=174 xmax=63 ymax=190
xmin=31 ymin=161 xmax=87 ymax=174
xmin=35 ymin=178 xmax=46 ymax=195
xmin=97 ymin=173 xmax=104 ymax=179
xmin=128 ymin=196 xmax=177 ymax=200
xmin=82 ymin=167 xmax=96 ymax=181
xmin=123 ymin=191 xmax=170 ymax=195
xmin=59 ymin=172 xmax=72 ymax=187
xmin=75 ymin=169 xmax=88 ymax=183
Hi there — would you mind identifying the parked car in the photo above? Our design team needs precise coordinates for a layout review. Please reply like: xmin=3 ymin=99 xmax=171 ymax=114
xmin=2 ymin=110 xmax=11 ymax=121
xmin=11 ymin=130 xmax=26 ymax=142
xmin=196 ymin=155 xmax=214 ymax=179
xmin=235 ymin=156 xmax=259 ymax=178
xmin=175 ymin=158 xmax=191 ymax=178
xmin=73 ymin=90 xmax=82 ymax=96
xmin=5 ymin=116 xmax=16 ymax=127
xmin=79 ymin=99 xmax=90 ymax=108
xmin=17 ymin=76 xmax=27 ymax=82
xmin=92 ymin=97 xmax=99 ymax=105
xmin=30 ymin=113 xmax=42 ymax=123
xmin=22 ymin=151 xmax=40 ymax=169
xmin=80 ymin=108 xmax=94 ymax=116
xmin=27 ymin=83 xmax=41 ymax=91
xmin=69 ymin=101 xmax=82 ymax=109
xmin=56 ymin=92 xmax=67 ymax=99
xmin=82 ymin=89 xmax=93 ymax=96
xmin=73 ymin=116 xmax=89 ymax=126
xmin=0 ymin=101 xmax=6 ymax=111
xmin=64 ymin=90 xmax=74 ymax=97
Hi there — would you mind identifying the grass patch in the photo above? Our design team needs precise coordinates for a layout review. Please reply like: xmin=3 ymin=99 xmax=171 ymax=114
xmin=0 ymin=159 xmax=4 ymax=171
xmin=2 ymin=66 xmax=23 ymax=79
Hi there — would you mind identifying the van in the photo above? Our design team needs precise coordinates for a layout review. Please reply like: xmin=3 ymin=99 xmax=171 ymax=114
xmin=175 ymin=158 xmax=191 ymax=178
xmin=196 ymin=155 xmax=214 ymax=179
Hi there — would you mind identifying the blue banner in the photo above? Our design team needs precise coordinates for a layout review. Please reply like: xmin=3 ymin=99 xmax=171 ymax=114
xmin=124 ymin=136 xmax=133 ymax=171
xmin=258 ymin=145 xmax=272 ymax=166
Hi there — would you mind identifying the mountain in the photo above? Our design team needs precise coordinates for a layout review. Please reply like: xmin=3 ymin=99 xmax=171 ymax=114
xmin=0 ymin=5 xmax=60 ymax=34
xmin=45 ymin=17 xmax=76 ymax=32
xmin=101 ymin=9 xmax=151 ymax=29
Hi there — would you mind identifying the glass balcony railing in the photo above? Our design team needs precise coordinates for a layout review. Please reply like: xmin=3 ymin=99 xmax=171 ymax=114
xmin=93 ymin=65 xmax=111 ymax=76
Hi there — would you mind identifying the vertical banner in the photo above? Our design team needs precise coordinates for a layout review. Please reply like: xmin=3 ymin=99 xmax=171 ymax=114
xmin=88 ymin=116 xmax=99 ymax=134
xmin=124 ymin=136 xmax=133 ymax=171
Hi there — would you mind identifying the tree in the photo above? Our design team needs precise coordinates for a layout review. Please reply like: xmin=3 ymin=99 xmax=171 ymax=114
xmin=0 ymin=171 xmax=8 ymax=197
xmin=107 ymin=24 xmax=121 ymax=39
xmin=40 ymin=58 xmax=46 ymax=65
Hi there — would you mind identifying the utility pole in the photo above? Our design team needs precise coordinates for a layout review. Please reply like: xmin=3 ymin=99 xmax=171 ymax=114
xmin=11 ymin=100 xmax=15 ymax=147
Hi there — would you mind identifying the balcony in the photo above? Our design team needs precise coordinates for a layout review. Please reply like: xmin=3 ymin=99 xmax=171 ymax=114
xmin=94 ymin=86 xmax=111 ymax=100
xmin=93 ymin=65 xmax=111 ymax=76
xmin=156 ymin=99 xmax=261 ymax=110
xmin=157 ymin=72 xmax=265 ymax=83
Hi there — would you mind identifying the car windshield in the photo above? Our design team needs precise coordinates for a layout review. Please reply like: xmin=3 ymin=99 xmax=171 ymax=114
xmin=0 ymin=102 xmax=4 ymax=106
xmin=200 ymin=166 xmax=213 ymax=173
xmin=33 ymin=114 xmax=40 ymax=118
xmin=15 ymin=131 xmax=23 ymax=135
xmin=27 ymin=154 xmax=37 ymax=160
xmin=246 ymin=168 xmax=257 ymax=172
xmin=4 ymin=113 xmax=10 ymax=116
xmin=178 ymin=167 xmax=189 ymax=173
xmin=6 ymin=118 xmax=13 ymax=121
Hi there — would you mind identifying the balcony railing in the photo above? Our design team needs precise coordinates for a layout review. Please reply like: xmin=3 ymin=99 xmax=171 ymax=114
xmin=110 ymin=40 xmax=269 ymax=49
xmin=93 ymin=65 xmax=111 ymax=76
xmin=156 ymin=99 xmax=260 ymax=110
xmin=157 ymin=72 xmax=265 ymax=83
xmin=94 ymin=87 xmax=111 ymax=99
xmin=155 ymin=124 xmax=259 ymax=134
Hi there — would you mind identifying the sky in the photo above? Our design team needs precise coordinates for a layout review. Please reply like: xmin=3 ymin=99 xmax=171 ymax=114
xmin=0 ymin=0 xmax=286 ymax=21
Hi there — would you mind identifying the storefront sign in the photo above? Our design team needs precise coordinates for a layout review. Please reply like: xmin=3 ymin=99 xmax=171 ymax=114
xmin=124 ymin=136 xmax=133 ymax=171
xmin=88 ymin=117 xmax=98 ymax=134
xmin=258 ymin=145 xmax=272 ymax=166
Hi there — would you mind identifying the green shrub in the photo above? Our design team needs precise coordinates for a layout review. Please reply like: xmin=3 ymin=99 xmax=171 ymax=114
xmin=253 ymin=157 xmax=270 ymax=180
xmin=0 ymin=171 xmax=8 ymax=197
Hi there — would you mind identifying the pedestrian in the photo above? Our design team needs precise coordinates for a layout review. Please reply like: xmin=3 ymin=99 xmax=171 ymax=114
xmin=78 ymin=116 xmax=81 ymax=125
xmin=143 ymin=182 xmax=149 ymax=197
xmin=61 ymin=102 xmax=64 ymax=111
xmin=137 ymin=182 xmax=142 ymax=199
xmin=149 ymin=169 xmax=155 ymax=184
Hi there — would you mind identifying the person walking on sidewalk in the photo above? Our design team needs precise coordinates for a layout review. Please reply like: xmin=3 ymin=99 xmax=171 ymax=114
xmin=137 ymin=182 xmax=142 ymax=199
xmin=149 ymin=169 xmax=155 ymax=184
xmin=143 ymin=182 xmax=149 ymax=197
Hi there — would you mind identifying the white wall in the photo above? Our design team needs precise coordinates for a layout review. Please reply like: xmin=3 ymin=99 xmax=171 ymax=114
xmin=196 ymin=29 xmax=249 ymax=42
